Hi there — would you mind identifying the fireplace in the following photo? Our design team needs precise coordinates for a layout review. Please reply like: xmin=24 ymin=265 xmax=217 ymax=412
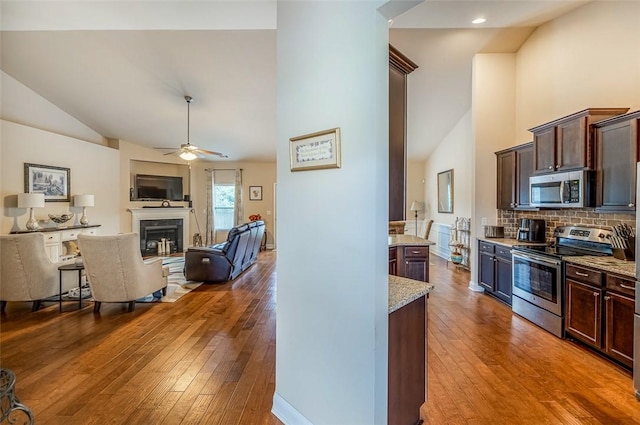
xmin=139 ymin=219 xmax=183 ymax=256
xmin=128 ymin=207 xmax=191 ymax=256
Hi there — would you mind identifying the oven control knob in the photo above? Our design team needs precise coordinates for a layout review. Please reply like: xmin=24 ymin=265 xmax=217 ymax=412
xmin=598 ymin=233 xmax=605 ymax=239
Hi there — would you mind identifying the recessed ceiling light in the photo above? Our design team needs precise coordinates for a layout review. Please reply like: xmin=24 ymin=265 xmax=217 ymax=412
xmin=472 ymin=17 xmax=487 ymax=24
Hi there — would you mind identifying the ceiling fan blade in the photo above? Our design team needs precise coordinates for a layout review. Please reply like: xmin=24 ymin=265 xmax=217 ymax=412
xmin=154 ymin=147 xmax=178 ymax=150
xmin=197 ymin=148 xmax=228 ymax=158
xmin=162 ymin=150 xmax=179 ymax=156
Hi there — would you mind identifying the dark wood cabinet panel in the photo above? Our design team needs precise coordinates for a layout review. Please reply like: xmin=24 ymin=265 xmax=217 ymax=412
xmin=389 ymin=247 xmax=397 ymax=275
xmin=516 ymin=146 xmax=534 ymax=208
xmin=557 ymin=117 xmax=587 ymax=171
xmin=477 ymin=241 xmax=512 ymax=305
xmin=389 ymin=45 xmax=418 ymax=222
xmin=389 ymin=245 xmax=429 ymax=282
xmin=533 ymin=127 xmax=557 ymax=173
xmin=595 ymin=111 xmax=640 ymax=212
xmin=531 ymin=108 xmax=629 ymax=174
xmin=496 ymin=142 xmax=534 ymax=210
xmin=565 ymin=279 xmax=602 ymax=349
xmin=388 ymin=296 xmax=426 ymax=425
xmin=495 ymin=256 xmax=512 ymax=304
xmin=604 ymin=291 xmax=635 ymax=368
xmin=496 ymin=150 xmax=516 ymax=210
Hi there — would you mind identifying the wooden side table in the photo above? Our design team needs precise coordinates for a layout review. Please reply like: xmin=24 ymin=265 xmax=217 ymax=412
xmin=58 ymin=263 xmax=86 ymax=312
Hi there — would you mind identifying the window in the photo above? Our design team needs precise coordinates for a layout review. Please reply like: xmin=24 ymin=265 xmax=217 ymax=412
xmin=214 ymin=184 xmax=235 ymax=230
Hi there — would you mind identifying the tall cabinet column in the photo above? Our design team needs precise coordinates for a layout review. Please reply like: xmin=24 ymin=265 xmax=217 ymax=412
xmin=389 ymin=45 xmax=418 ymax=221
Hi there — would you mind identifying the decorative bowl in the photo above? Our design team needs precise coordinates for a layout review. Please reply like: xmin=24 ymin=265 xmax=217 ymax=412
xmin=48 ymin=213 xmax=74 ymax=225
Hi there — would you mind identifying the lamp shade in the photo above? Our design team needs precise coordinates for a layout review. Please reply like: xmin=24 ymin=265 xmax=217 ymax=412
xmin=410 ymin=201 xmax=424 ymax=212
xmin=17 ymin=193 xmax=45 ymax=208
xmin=74 ymin=194 xmax=94 ymax=207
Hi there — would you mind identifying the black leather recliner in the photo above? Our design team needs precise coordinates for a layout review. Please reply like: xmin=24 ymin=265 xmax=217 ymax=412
xmin=185 ymin=224 xmax=250 ymax=282
xmin=184 ymin=220 xmax=265 ymax=283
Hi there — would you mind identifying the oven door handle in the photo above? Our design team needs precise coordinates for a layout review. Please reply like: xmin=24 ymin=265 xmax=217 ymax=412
xmin=511 ymin=251 xmax=562 ymax=267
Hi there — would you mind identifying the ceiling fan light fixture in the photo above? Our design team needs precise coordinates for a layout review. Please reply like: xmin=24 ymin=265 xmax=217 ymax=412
xmin=472 ymin=17 xmax=486 ymax=24
xmin=179 ymin=151 xmax=198 ymax=161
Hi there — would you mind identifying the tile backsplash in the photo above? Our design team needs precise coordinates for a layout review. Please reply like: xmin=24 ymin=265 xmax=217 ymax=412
xmin=498 ymin=209 xmax=635 ymax=242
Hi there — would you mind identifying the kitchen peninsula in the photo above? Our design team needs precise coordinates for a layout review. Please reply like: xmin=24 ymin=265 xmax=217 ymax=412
xmin=388 ymin=275 xmax=433 ymax=425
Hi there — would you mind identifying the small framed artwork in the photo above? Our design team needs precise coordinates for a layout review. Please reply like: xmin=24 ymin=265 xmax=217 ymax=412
xmin=249 ymin=186 xmax=263 ymax=201
xmin=24 ymin=163 xmax=71 ymax=202
xmin=289 ymin=127 xmax=341 ymax=171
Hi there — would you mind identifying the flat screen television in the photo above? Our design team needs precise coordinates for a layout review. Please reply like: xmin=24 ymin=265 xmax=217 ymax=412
xmin=133 ymin=174 xmax=184 ymax=201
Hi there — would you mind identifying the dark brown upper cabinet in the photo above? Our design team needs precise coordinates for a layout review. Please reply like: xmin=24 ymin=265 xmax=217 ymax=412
xmin=594 ymin=110 xmax=640 ymax=212
xmin=496 ymin=142 xmax=534 ymax=210
xmin=389 ymin=44 xmax=418 ymax=222
xmin=529 ymin=108 xmax=629 ymax=174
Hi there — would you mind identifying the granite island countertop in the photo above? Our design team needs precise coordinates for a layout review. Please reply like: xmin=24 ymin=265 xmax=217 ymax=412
xmin=389 ymin=275 xmax=434 ymax=313
xmin=564 ymin=255 xmax=636 ymax=278
xmin=388 ymin=234 xmax=435 ymax=247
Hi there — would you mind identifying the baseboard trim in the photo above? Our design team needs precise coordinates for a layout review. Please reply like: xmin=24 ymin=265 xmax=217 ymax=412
xmin=272 ymin=393 xmax=313 ymax=425
xmin=468 ymin=280 xmax=485 ymax=292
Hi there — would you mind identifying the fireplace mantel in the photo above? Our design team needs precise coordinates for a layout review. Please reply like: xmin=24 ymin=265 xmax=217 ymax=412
xmin=128 ymin=208 xmax=191 ymax=252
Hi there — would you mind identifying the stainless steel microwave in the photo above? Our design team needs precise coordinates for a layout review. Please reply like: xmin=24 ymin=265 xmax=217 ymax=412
xmin=530 ymin=170 xmax=594 ymax=208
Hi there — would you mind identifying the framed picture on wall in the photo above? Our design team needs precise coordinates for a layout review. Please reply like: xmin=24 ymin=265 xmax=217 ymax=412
xmin=24 ymin=163 xmax=71 ymax=202
xmin=289 ymin=127 xmax=341 ymax=171
xmin=249 ymin=186 xmax=263 ymax=201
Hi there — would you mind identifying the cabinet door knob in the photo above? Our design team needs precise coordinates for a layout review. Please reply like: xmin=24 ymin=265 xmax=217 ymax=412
xmin=548 ymin=166 xmax=553 ymax=170
xmin=628 ymin=203 xmax=634 ymax=208
xmin=593 ymin=292 xmax=599 ymax=297
xmin=555 ymin=164 xmax=560 ymax=169
xmin=604 ymin=295 xmax=611 ymax=301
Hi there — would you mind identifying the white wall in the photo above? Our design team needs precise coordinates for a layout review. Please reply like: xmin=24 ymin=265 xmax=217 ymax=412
xmin=515 ymin=1 xmax=640 ymax=143
xmin=1 ymin=120 xmax=120 ymax=235
xmin=274 ymin=2 xmax=389 ymax=424
xmin=471 ymin=53 xmax=516 ymax=289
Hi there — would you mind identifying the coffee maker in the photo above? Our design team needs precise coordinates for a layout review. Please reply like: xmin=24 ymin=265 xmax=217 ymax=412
xmin=517 ymin=219 xmax=546 ymax=242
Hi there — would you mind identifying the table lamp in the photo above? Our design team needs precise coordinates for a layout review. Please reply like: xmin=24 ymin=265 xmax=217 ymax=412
xmin=74 ymin=194 xmax=95 ymax=225
xmin=409 ymin=200 xmax=424 ymax=237
xmin=17 ymin=193 xmax=45 ymax=231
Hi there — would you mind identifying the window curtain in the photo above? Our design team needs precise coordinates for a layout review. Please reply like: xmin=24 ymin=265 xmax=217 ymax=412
xmin=205 ymin=170 xmax=215 ymax=245
xmin=234 ymin=169 xmax=244 ymax=226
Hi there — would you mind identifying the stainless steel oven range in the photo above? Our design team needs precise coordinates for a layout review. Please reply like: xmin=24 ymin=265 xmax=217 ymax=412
xmin=511 ymin=225 xmax=613 ymax=338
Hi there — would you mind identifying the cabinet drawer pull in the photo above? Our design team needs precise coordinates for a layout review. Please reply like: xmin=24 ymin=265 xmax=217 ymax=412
xmin=620 ymin=284 xmax=635 ymax=290
xmin=575 ymin=271 xmax=589 ymax=277
xmin=411 ymin=251 xmax=421 ymax=254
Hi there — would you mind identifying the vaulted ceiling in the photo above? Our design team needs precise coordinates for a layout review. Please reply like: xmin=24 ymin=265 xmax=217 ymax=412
xmin=0 ymin=1 xmax=591 ymax=162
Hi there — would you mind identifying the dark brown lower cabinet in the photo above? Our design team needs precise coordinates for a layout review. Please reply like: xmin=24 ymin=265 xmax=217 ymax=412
xmin=565 ymin=279 xmax=602 ymax=348
xmin=565 ymin=264 xmax=635 ymax=369
xmin=389 ymin=245 xmax=430 ymax=282
xmin=477 ymin=241 xmax=512 ymax=305
xmin=388 ymin=295 xmax=426 ymax=425
xmin=605 ymin=291 xmax=635 ymax=368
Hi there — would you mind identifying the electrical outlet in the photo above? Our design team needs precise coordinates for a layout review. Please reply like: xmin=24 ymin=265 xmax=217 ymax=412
xmin=266 ymin=210 xmax=272 ymax=215
xmin=481 ymin=217 xmax=488 ymax=226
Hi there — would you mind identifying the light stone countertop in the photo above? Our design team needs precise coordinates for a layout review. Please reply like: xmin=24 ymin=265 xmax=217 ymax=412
xmin=389 ymin=275 xmax=434 ymax=313
xmin=564 ymin=255 xmax=636 ymax=279
xmin=388 ymin=234 xmax=435 ymax=247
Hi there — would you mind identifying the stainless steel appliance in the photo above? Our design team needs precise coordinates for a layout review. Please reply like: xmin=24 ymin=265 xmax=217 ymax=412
xmin=512 ymin=225 xmax=613 ymax=338
xmin=530 ymin=170 xmax=594 ymax=208
xmin=634 ymin=162 xmax=640 ymax=400
xmin=517 ymin=218 xmax=546 ymax=242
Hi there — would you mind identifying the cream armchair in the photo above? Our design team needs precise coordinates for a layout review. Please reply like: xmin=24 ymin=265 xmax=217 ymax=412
xmin=1 ymin=233 xmax=63 ymax=312
xmin=77 ymin=233 xmax=168 ymax=313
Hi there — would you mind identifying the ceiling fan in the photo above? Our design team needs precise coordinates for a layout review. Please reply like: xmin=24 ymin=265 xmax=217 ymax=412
xmin=154 ymin=95 xmax=228 ymax=161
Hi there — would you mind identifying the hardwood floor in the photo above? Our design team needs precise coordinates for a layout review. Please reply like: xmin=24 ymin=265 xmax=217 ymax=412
xmin=422 ymin=256 xmax=640 ymax=425
xmin=1 ymin=251 xmax=638 ymax=424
